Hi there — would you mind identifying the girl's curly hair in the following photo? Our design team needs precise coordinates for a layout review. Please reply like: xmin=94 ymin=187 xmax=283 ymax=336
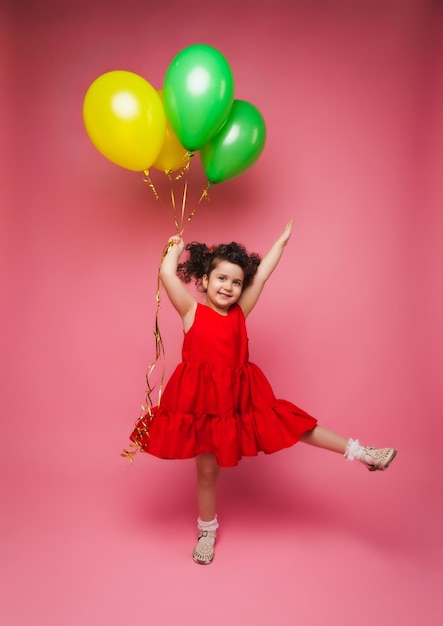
xmin=177 ymin=241 xmax=261 ymax=291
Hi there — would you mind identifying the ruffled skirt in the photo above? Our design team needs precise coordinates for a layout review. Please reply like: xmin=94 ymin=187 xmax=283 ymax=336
xmin=130 ymin=361 xmax=317 ymax=467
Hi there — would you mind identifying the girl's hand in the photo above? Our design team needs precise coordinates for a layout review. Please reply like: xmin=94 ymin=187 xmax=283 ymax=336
xmin=280 ymin=219 xmax=293 ymax=245
xmin=167 ymin=235 xmax=185 ymax=255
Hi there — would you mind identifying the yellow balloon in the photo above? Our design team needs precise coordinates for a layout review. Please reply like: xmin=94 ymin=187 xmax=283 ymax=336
xmin=83 ymin=71 xmax=166 ymax=171
xmin=152 ymin=90 xmax=190 ymax=173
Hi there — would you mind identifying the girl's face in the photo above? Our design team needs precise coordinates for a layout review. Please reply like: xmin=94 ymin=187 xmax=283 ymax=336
xmin=202 ymin=259 xmax=244 ymax=314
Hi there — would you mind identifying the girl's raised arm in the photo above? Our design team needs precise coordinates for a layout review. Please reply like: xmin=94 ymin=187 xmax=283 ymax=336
xmin=159 ymin=236 xmax=197 ymax=330
xmin=238 ymin=220 xmax=293 ymax=317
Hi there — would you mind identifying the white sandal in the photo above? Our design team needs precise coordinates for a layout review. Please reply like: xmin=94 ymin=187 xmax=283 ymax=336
xmin=192 ymin=530 xmax=216 ymax=565
xmin=362 ymin=447 xmax=397 ymax=471
xmin=345 ymin=439 xmax=397 ymax=471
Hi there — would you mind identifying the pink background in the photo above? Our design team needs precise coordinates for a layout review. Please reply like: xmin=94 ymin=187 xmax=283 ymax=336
xmin=2 ymin=0 xmax=442 ymax=624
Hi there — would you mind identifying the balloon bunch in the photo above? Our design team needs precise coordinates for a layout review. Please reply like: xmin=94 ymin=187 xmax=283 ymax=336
xmin=83 ymin=43 xmax=266 ymax=195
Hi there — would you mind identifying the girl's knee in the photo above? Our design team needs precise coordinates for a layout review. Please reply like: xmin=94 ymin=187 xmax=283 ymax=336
xmin=196 ymin=454 xmax=220 ymax=482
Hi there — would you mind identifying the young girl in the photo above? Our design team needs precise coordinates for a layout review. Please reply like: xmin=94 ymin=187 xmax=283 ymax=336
xmin=128 ymin=221 xmax=397 ymax=565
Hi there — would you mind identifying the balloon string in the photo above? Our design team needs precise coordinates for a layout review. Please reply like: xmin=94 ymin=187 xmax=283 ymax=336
xmin=143 ymin=153 xmax=206 ymax=234
xmin=166 ymin=171 xmax=180 ymax=232
xmin=145 ymin=240 xmax=173 ymax=409
xmin=142 ymin=169 xmax=159 ymax=200
xmin=183 ymin=180 xmax=212 ymax=228
xmin=165 ymin=154 xmax=193 ymax=233
xmin=174 ymin=153 xmax=192 ymax=181
xmin=121 ymin=240 xmax=173 ymax=464
xmin=180 ymin=168 xmax=189 ymax=229
xmin=173 ymin=153 xmax=192 ymax=232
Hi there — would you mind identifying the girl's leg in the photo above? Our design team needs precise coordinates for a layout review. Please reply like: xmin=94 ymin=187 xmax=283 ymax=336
xmin=300 ymin=425 xmax=397 ymax=471
xmin=300 ymin=425 xmax=348 ymax=454
xmin=195 ymin=453 xmax=220 ymax=521
xmin=193 ymin=453 xmax=220 ymax=565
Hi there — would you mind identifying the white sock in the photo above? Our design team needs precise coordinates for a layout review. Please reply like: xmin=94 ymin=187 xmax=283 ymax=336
xmin=197 ymin=516 xmax=219 ymax=539
xmin=344 ymin=438 xmax=370 ymax=464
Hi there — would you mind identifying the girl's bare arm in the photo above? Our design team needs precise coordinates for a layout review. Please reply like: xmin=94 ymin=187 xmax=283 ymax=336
xmin=159 ymin=236 xmax=197 ymax=330
xmin=238 ymin=220 xmax=293 ymax=317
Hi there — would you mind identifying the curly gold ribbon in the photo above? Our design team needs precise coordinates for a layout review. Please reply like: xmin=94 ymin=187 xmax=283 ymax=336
xmin=142 ymin=169 xmax=159 ymax=200
xmin=121 ymin=241 xmax=173 ymax=464
xmin=184 ymin=181 xmax=211 ymax=227
xmin=123 ymin=163 xmax=212 ymax=464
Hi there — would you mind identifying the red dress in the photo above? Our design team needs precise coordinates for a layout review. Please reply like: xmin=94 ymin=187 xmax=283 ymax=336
xmin=130 ymin=303 xmax=317 ymax=467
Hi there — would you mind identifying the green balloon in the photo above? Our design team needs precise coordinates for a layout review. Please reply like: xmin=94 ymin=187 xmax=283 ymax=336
xmin=200 ymin=100 xmax=266 ymax=184
xmin=163 ymin=44 xmax=234 ymax=151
